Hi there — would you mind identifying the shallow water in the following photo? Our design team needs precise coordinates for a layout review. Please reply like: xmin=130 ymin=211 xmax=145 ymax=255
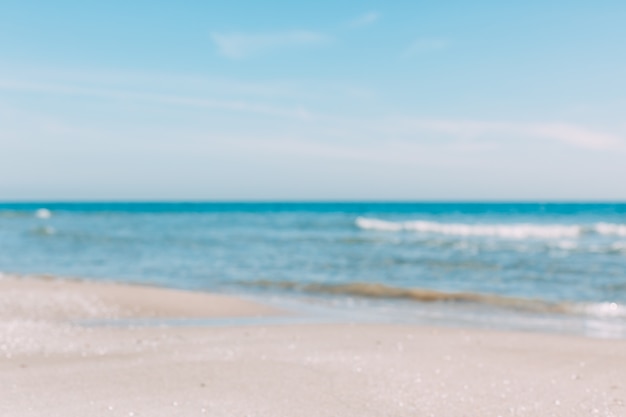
xmin=1 ymin=202 xmax=625 ymax=337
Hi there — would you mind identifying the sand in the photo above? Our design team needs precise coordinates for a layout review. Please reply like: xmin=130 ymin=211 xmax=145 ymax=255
xmin=1 ymin=274 xmax=625 ymax=417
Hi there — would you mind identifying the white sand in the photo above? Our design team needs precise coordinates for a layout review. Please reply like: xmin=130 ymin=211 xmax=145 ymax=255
xmin=1 ymin=274 xmax=625 ymax=416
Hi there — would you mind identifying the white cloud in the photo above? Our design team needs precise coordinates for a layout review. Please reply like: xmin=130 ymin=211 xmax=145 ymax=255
xmin=404 ymin=38 xmax=449 ymax=57
xmin=210 ymin=31 xmax=330 ymax=59
xmin=349 ymin=12 xmax=380 ymax=28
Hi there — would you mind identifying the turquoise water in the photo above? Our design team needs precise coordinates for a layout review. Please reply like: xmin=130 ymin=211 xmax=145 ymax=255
xmin=1 ymin=202 xmax=625 ymax=336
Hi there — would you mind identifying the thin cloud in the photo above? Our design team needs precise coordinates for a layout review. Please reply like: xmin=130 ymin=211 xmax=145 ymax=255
xmin=524 ymin=123 xmax=624 ymax=150
xmin=385 ymin=118 xmax=625 ymax=151
xmin=404 ymin=38 xmax=449 ymax=57
xmin=0 ymin=79 xmax=315 ymax=120
xmin=210 ymin=31 xmax=330 ymax=59
xmin=349 ymin=12 xmax=380 ymax=28
xmin=2 ymin=73 xmax=622 ymax=152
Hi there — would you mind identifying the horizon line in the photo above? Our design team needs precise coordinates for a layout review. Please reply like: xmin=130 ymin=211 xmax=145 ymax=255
xmin=1 ymin=200 xmax=626 ymax=205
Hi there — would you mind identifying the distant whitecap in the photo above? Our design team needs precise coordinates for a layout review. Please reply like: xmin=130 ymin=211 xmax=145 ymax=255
xmin=355 ymin=217 xmax=582 ymax=239
xmin=35 ymin=208 xmax=52 ymax=219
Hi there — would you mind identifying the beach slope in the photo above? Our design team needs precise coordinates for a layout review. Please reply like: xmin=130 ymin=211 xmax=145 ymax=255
xmin=1 ymin=275 xmax=625 ymax=417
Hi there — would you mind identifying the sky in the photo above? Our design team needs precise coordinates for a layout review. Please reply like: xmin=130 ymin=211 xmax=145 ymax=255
xmin=1 ymin=0 xmax=625 ymax=201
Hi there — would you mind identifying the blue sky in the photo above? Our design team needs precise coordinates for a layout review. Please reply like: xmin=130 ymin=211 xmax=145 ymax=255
xmin=1 ymin=1 xmax=625 ymax=200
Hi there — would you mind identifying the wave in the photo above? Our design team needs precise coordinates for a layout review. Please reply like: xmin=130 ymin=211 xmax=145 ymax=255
xmin=568 ymin=302 xmax=626 ymax=319
xmin=356 ymin=217 xmax=626 ymax=239
xmin=595 ymin=222 xmax=626 ymax=237
xmin=35 ymin=208 xmax=52 ymax=219
xmin=240 ymin=280 xmax=626 ymax=319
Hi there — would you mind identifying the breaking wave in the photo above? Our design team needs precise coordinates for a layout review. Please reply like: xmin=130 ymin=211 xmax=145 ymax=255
xmin=595 ymin=222 xmax=626 ymax=237
xmin=356 ymin=217 xmax=626 ymax=239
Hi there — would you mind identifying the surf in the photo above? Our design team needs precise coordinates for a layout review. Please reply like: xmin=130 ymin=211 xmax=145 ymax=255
xmin=356 ymin=217 xmax=626 ymax=240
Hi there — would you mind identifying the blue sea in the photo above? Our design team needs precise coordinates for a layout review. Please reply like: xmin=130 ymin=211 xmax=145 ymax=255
xmin=1 ymin=202 xmax=625 ymax=337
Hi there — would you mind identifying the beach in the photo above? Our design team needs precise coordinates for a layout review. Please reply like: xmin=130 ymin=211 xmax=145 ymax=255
xmin=3 ymin=0 xmax=626 ymax=412
xmin=2 ymin=274 xmax=625 ymax=417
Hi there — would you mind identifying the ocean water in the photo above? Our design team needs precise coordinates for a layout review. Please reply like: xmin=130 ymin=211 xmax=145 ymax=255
xmin=1 ymin=202 xmax=625 ymax=337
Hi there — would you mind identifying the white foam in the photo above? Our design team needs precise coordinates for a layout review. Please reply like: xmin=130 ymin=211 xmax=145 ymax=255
xmin=355 ymin=217 xmax=581 ymax=239
xmin=35 ymin=208 xmax=52 ymax=219
xmin=576 ymin=302 xmax=626 ymax=319
xmin=594 ymin=222 xmax=626 ymax=237
xmin=356 ymin=218 xmax=404 ymax=232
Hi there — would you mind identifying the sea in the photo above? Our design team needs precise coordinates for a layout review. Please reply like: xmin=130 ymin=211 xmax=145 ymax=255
xmin=1 ymin=202 xmax=625 ymax=338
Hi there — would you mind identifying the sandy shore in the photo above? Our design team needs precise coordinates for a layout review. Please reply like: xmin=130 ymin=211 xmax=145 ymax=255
xmin=1 ymin=274 xmax=625 ymax=416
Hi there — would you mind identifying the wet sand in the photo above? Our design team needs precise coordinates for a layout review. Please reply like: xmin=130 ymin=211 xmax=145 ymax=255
xmin=1 ymin=274 xmax=625 ymax=416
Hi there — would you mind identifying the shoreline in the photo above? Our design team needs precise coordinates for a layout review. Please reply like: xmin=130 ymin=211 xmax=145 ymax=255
xmin=6 ymin=272 xmax=625 ymax=340
xmin=0 ymin=273 xmax=284 ymax=325
xmin=2 ymin=274 xmax=626 ymax=416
